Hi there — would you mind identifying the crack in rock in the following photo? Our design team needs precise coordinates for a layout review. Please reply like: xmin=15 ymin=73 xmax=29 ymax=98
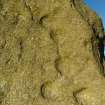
xmin=71 ymin=0 xmax=105 ymax=77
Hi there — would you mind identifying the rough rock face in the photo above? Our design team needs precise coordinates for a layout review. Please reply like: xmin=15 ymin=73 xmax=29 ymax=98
xmin=0 ymin=0 xmax=105 ymax=105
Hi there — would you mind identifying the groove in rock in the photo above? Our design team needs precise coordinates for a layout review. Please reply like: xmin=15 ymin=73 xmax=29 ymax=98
xmin=49 ymin=30 xmax=62 ymax=76
xmin=73 ymin=88 xmax=87 ymax=105
xmin=18 ymin=38 xmax=23 ymax=62
xmin=39 ymin=15 xmax=48 ymax=25
xmin=37 ymin=13 xmax=63 ymax=76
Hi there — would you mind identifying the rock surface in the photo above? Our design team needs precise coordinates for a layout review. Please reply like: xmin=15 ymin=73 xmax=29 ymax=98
xmin=0 ymin=0 xmax=105 ymax=105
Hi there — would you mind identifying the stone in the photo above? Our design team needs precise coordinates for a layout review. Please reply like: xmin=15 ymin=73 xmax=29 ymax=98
xmin=0 ymin=0 xmax=105 ymax=105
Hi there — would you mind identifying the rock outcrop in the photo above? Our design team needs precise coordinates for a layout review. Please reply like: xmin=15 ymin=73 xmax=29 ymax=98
xmin=0 ymin=0 xmax=105 ymax=105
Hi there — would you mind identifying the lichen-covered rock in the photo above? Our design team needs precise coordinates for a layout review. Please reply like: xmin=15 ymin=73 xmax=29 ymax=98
xmin=0 ymin=0 xmax=105 ymax=105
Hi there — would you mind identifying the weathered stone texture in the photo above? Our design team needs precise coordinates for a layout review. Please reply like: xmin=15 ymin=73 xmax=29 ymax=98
xmin=0 ymin=0 xmax=105 ymax=105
